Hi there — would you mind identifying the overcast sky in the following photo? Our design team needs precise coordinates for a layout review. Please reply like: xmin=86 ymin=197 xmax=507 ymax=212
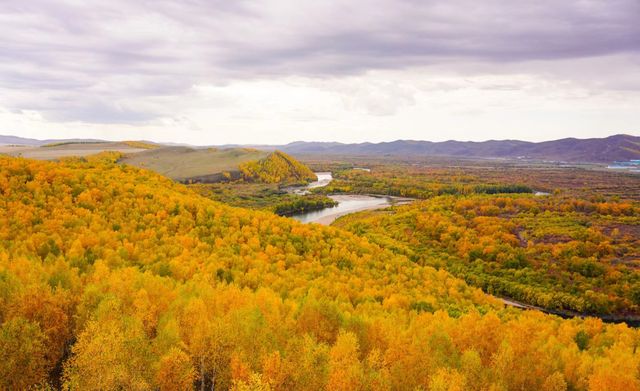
xmin=1 ymin=0 xmax=639 ymax=144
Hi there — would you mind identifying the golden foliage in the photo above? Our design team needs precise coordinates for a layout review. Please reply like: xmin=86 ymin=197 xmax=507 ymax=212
xmin=239 ymin=151 xmax=316 ymax=184
xmin=0 ymin=156 xmax=639 ymax=390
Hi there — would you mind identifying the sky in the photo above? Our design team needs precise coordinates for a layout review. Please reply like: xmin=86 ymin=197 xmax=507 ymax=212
xmin=1 ymin=0 xmax=639 ymax=145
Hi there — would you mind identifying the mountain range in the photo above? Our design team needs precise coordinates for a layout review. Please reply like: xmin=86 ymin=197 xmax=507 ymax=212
xmin=2 ymin=134 xmax=639 ymax=163
xmin=274 ymin=134 xmax=640 ymax=163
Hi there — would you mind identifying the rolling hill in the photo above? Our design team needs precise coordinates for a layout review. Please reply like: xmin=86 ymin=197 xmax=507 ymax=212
xmin=0 ymin=139 xmax=318 ymax=185
xmin=120 ymin=147 xmax=270 ymax=182
xmin=121 ymin=147 xmax=316 ymax=184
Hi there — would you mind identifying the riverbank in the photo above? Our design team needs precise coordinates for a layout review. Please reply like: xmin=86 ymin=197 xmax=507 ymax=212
xmin=287 ymin=171 xmax=414 ymax=224
xmin=301 ymin=194 xmax=413 ymax=225
xmin=501 ymin=296 xmax=640 ymax=327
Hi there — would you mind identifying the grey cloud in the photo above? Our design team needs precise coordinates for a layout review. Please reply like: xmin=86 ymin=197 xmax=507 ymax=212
xmin=0 ymin=0 xmax=638 ymax=123
xmin=221 ymin=0 xmax=640 ymax=75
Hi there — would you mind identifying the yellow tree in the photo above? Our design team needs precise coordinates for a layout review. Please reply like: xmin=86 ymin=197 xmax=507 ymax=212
xmin=8 ymin=285 xmax=72 ymax=373
xmin=62 ymin=318 xmax=154 ymax=391
xmin=157 ymin=348 xmax=196 ymax=391
xmin=0 ymin=317 xmax=48 ymax=389
xmin=327 ymin=331 xmax=364 ymax=391
xmin=429 ymin=368 xmax=467 ymax=391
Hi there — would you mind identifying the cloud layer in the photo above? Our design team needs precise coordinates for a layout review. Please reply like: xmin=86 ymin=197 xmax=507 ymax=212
xmin=1 ymin=0 xmax=639 ymax=142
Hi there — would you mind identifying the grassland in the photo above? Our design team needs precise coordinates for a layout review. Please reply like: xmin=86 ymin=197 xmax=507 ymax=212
xmin=0 ymin=142 xmax=146 ymax=160
xmin=120 ymin=147 xmax=269 ymax=181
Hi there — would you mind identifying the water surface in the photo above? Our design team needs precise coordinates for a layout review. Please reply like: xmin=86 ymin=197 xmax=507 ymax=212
xmin=288 ymin=172 xmax=332 ymax=194
xmin=288 ymin=171 xmax=411 ymax=225
xmin=291 ymin=195 xmax=397 ymax=224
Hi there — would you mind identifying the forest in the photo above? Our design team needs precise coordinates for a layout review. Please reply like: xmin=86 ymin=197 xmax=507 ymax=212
xmin=1 ymin=154 xmax=640 ymax=390
xmin=310 ymin=160 xmax=640 ymax=316
xmin=334 ymin=194 xmax=640 ymax=316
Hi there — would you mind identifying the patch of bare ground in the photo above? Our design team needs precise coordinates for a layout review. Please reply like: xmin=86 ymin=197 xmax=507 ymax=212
xmin=611 ymin=256 xmax=640 ymax=268
xmin=600 ymin=223 xmax=640 ymax=238
xmin=534 ymin=234 xmax=575 ymax=244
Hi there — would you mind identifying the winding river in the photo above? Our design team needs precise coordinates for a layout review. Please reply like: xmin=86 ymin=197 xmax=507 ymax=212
xmin=289 ymin=173 xmax=640 ymax=325
xmin=289 ymin=172 xmax=412 ymax=225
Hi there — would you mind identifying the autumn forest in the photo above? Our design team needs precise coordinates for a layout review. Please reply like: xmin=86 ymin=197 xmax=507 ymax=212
xmin=3 ymin=0 xmax=640 ymax=389
xmin=0 ymin=148 xmax=638 ymax=391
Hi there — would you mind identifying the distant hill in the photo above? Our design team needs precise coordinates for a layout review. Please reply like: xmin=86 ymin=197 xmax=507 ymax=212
xmin=239 ymin=150 xmax=317 ymax=184
xmin=0 ymin=136 xmax=317 ymax=183
xmin=276 ymin=134 xmax=640 ymax=163
xmin=0 ymin=141 xmax=150 ymax=160
xmin=509 ymin=135 xmax=640 ymax=162
xmin=120 ymin=147 xmax=271 ymax=182
xmin=122 ymin=147 xmax=317 ymax=184
xmin=4 ymin=133 xmax=638 ymax=163
xmin=0 ymin=135 xmax=106 ymax=146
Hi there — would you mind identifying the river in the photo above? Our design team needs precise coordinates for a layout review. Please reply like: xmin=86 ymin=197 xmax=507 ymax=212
xmin=289 ymin=172 xmax=412 ymax=225
xmin=292 ymin=194 xmax=402 ymax=224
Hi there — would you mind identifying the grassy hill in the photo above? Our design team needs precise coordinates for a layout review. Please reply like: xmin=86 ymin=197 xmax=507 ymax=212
xmin=1 ymin=155 xmax=640 ymax=389
xmin=122 ymin=148 xmax=317 ymax=185
xmin=120 ymin=147 xmax=270 ymax=182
